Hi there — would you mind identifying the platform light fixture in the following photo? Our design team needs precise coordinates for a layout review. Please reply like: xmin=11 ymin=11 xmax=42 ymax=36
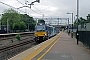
xmin=67 ymin=12 xmax=73 ymax=38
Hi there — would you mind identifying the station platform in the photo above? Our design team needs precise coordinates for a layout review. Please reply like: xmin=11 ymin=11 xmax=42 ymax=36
xmin=9 ymin=32 xmax=90 ymax=60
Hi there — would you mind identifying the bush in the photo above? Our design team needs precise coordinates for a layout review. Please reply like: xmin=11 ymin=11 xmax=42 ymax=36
xmin=16 ymin=34 xmax=21 ymax=41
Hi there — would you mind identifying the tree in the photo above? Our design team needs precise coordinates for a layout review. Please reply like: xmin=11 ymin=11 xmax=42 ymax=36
xmin=12 ymin=21 xmax=27 ymax=31
xmin=1 ymin=9 xmax=21 ymax=24
xmin=29 ymin=20 xmax=36 ymax=31
xmin=79 ymin=17 xmax=86 ymax=24
xmin=19 ymin=21 xmax=27 ymax=30
xmin=20 ymin=14 xmax=36 ymax=31
xmin=1 ymin=9 xmax=27 ymax=31
xmin=79 ymin=17 xmax=86 ymax=28
xmin=74 ymin=17 xmax=86 ymax=28
xmin=1 ymin=9 xmax=37 ymax=31
xmin=38 ymin=19 xmax=45 ymax=24
xmin=74 ymin=20 xmax=77 ymax=27
xmin=86 ymin=14 xmax=90 ymax=22
xmin=1 ymin=8 xmax=21 ymax=29
xmin=12 ymin=22 xmax=20 ymax=30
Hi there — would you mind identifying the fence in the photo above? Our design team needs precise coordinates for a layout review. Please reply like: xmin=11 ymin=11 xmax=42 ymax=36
xmin=78 ymin=31 xmax=90 ymax=49
xmin=70 ymin=30 xmax=90 ymax=49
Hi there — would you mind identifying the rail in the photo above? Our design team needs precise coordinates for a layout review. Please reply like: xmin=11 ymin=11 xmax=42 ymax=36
xmin=0 ymin=32 xmax=34 ymax=41
xmin=0 ymin=40 xmax=34 ymax=53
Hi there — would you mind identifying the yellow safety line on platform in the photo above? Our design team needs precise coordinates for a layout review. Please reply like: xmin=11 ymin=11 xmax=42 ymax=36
xmin=37 ymin=32 xmax=62 ymax=60
xmin=23 ymin=32 xmax=62 ymax=60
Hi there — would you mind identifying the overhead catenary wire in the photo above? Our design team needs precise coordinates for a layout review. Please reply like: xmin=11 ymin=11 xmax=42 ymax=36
xmin=16 ymin=0 xmax=43 ymax=16
xmin=0 ymin=1 xmax=16 ymax=9
xmin=16 ymin=0 xmax=25 ymax=5
xmin=32 ymin=5 xmax=44 ymax=16
xmin=0 ymin=1 xmax=26 ymax=13
xmin=30 ymin=8 xmax=42 ymax=15
xmin=16 ymin=0 xmax=41 ymax=18
xmin=0 ymin=1 xmax=43 ymax=18
xmin=17 ymin=5 xmax=42 ymax=15
xmin=24 ymin=0 xmax=44 ymax=16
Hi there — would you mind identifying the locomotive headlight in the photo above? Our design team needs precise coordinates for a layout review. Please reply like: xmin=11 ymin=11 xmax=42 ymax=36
xmin=44 ymin=34 xmax=47 ymax=36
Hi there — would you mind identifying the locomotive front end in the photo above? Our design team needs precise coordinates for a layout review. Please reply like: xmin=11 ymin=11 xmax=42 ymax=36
xmin=34 ymin=25 xmax=48 ymax=42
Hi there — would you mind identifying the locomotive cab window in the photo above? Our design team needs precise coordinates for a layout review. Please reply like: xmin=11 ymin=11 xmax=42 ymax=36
xmin=35 ymin=25 xmax=45 ymax=31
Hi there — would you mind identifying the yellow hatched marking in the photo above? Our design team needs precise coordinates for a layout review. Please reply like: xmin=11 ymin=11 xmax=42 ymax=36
xmin=37 ymin=32 xmax=62 ymax=60
xmin=23 ymin=32 xmax=62 ymax=60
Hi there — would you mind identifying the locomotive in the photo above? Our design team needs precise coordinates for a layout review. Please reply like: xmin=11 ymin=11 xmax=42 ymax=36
xmin=34 ymin=24 xmax=56 ymax=43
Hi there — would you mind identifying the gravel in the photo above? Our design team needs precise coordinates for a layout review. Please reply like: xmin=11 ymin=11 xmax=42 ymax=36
xmin=0 ymin=40 xmax=36 ymax=60
xmin=0 ymin=35 xmax=34 ymax=49
xmin=0 ymin=35 xmax=36 ymax=60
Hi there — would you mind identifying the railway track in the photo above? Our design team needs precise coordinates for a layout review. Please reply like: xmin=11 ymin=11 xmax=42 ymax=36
xmin=0 ymin=39 xmax=34 ymax=53
xmin=0 ymin=32 xmax=35 ymax=60
xmin=0 ymin=38 xmax=36 ymax=60
xmin=0 ymin=32 xmax=34 ymax=41
xmin=0 ymin=32 xmax=34 ymax=48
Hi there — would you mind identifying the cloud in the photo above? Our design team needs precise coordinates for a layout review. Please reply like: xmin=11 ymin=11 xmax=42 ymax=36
xmin=0 ymin=0 xmax=90 ymax=24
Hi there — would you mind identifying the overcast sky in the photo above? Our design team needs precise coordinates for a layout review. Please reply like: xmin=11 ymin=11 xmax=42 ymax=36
xmin=0 ymin=0 xmax=90 ymax=24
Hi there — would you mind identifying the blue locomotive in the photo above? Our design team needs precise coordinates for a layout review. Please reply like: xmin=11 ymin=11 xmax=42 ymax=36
xmin=34 ymin=24 xmax=56 ymax=43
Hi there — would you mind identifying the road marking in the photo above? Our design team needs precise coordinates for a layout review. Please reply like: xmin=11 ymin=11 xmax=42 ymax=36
xmin=37 ymin=32 xmax=62 ymax=60
xmin=23 ymin=33 xmax=61 ymax=60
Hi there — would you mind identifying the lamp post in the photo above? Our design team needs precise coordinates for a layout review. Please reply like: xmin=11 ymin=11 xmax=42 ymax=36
xmin=68 ymin=18 xmax=69 ymax=34
xmin=7 ymin=19 xmax=9 ymax=33
xmin=76 ymin=0 xmax=79 ymax=45
xmin=0 ymin=14 xmax=2 ymax=30
xmin=67 ymin=12 xmax=73 ymax=38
